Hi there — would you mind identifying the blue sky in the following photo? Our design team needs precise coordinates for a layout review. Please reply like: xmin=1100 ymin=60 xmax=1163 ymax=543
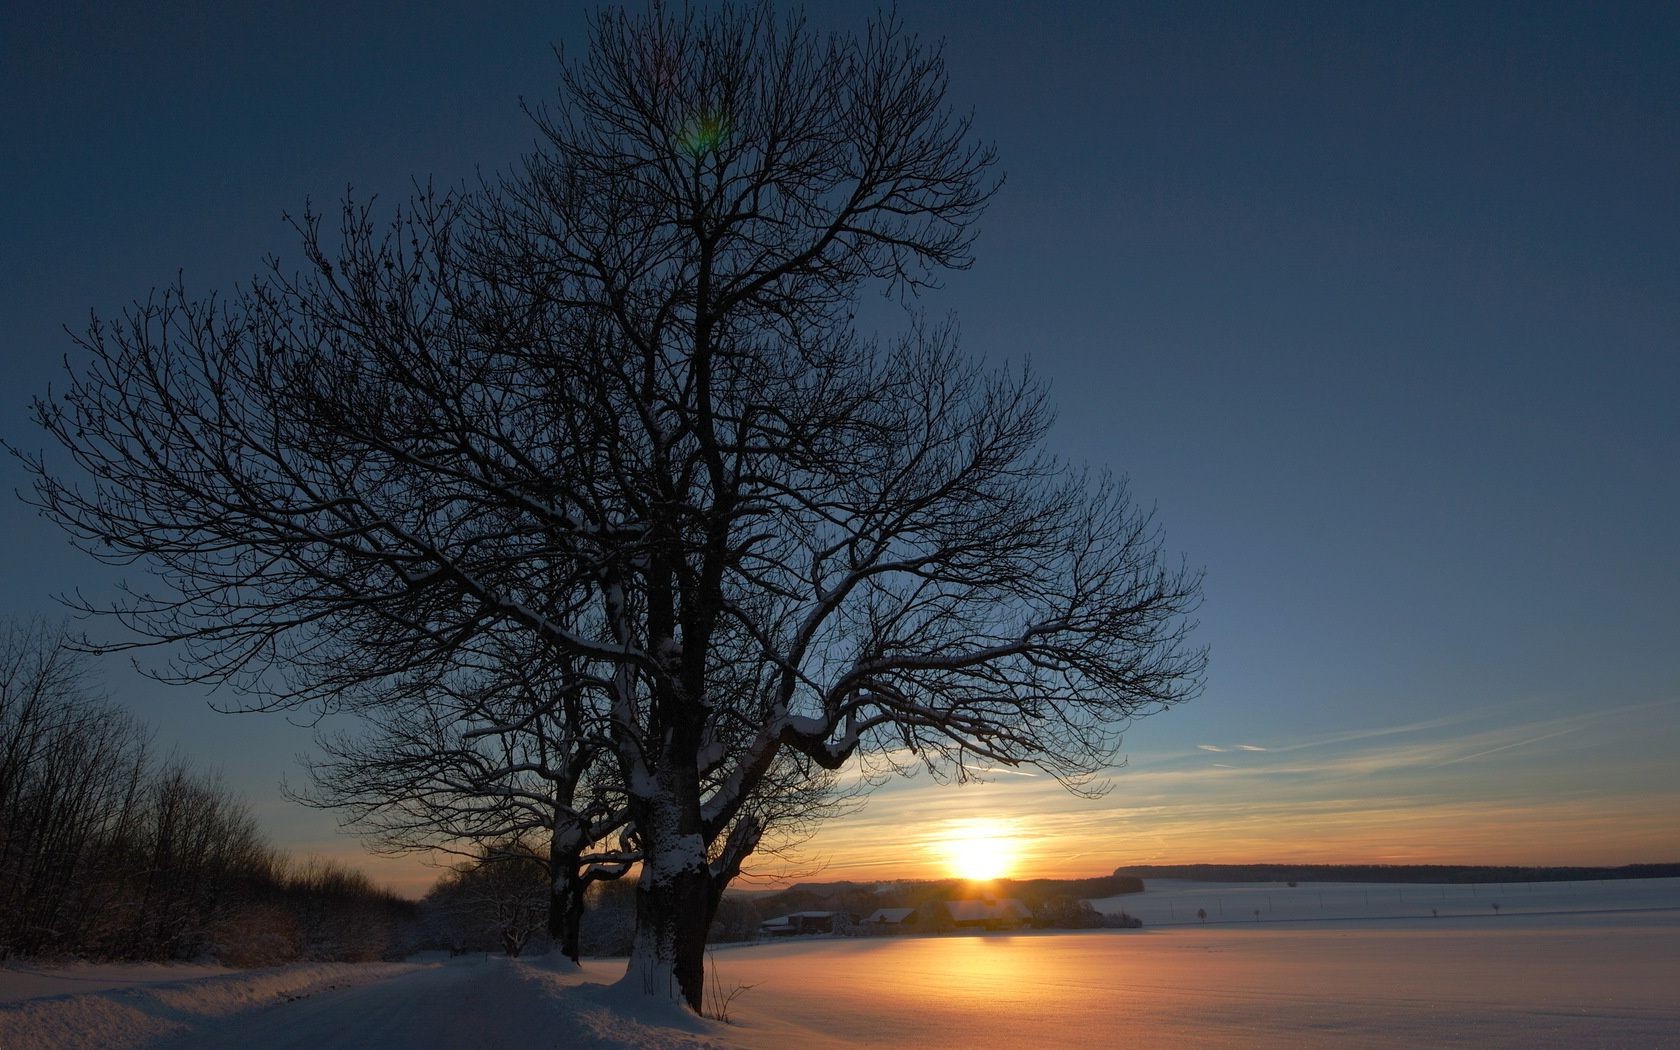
xmin=3 ymin=1 xmax=1676 ymax=892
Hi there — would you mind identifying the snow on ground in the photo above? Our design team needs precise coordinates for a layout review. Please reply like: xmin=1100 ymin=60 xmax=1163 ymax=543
xmin=0 ymin=962 xmax=236 ymax=1005
xmin=708 ymin=916 xmax=1680 ymax=1048
xmin=3 ymin=879 xmax=1676 ymax=1048
xmin=0 ymin=960 xmax=423 ymax=1050
xmin=1086 ymin=875 xmax=1680 ymax=927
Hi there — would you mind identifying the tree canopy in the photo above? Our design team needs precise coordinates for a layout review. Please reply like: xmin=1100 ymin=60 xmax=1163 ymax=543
xmin=16 ymin=2 xmax=1203 ymax=1009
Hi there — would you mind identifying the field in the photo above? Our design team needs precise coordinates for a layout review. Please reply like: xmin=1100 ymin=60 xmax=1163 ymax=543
xmin=1084 ymin=874 xmax=1680 ymax=926
xmin=4 ymin=878 xmax=1676 ymax=1048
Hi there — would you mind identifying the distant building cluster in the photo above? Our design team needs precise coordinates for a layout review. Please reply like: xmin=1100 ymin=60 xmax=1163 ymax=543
xmin=758 ymin=897 xmax=1036 ymax=938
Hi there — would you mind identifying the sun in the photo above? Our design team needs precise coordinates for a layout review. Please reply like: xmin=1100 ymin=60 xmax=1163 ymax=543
xmin=937 ymin=819 xmax=1021 ymax=881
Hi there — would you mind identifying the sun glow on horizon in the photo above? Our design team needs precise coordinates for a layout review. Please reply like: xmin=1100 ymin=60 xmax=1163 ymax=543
xmin=936 ymin=818 xmax=1023 ymax=881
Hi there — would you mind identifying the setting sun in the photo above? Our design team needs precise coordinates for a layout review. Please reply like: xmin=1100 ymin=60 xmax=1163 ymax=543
xmin=937 ymin=819 xmax=1023 ymax=881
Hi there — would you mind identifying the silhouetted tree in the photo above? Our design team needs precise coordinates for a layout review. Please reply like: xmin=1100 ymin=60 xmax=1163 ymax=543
xmin=0 ymin=620 xmax=411 ymax=963
xmin=920 ymin=900 xmax=956 ymax=935
xmin=292 ymin=645 xmax=633 ymax=963
xmin=578 ymin=878 xmax=637 ymax=958
xmin=706 ymin=894 xmax=763 ymax=945
xmin=1032 ymin=895 xmax=1103 ymax=929
xmin=0 ymin=620 xmax=149 ymax=957
xmin=16 ymin=2 xmax=1202 ymax=1009
xmin=425 ymin=843 xmax=552 ymax=958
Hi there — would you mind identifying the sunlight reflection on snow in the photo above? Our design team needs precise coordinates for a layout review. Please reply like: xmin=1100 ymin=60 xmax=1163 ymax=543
xmin=704 ymin=880 xmax=1680 ymax=1049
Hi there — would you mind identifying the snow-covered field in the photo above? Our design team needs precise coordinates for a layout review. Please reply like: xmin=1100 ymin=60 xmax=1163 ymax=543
xmin=1085 ymin=874 xmax=1680 ymax=927
xmin=4 ymin=878 xmax=1677 ymax=1048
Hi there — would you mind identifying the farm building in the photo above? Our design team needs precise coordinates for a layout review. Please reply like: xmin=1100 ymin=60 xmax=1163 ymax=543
xmin=940 ymin=899 xmax=1032 ymax=930
xmin=861 ymin=907 xmax=918 ymax=929
xmin=759 ymin=911 xmax=841 ymax=937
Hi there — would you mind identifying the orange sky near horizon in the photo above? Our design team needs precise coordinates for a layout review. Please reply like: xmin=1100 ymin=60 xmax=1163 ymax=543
xmin=318 ymin=695 xmax=1680 ymax=899
xmin=332 ymin=786 xmax=1680 ymax=900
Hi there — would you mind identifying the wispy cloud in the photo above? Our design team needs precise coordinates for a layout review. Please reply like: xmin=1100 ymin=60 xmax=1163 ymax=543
xmin=1425 ymin=727 xmax=1577 ymax=768
xmin=1261 ymin=710 xmax=1478 ymax=754
xmin=1197 ymin=742 xmax=1265 ymax=755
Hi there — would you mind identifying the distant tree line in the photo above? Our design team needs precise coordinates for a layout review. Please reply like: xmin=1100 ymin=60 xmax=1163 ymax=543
xmin=1000 ymin=874 xmax=1146 ymax=900
xmin=1112 ymin=863 xmax=1680 ymax=885
xmin=0 ymin=620 xmax=414 ymax=963
xmin=414 ymin=872 xmax=647 ymax=960
xmin=757 ymin=874 xmax=1143 ymax=917
xmin=699 ymin=874 xmax=1147 ymax=941
xmin=410 ymin=867 xmax=1151 ymax=959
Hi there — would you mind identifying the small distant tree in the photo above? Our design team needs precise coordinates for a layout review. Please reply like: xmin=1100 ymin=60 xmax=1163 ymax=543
xmin=705 ymin=894 xmax=762 ymax=945
xmin=921 ymin=901 xmax=955 ymax=934
xmin=579 ymin=878 xmax=638 ymax=957
xmin=294 ymin=651 xmax=634 ymax=964
xmin=424 ymin=844 xmax=551 ymax=958
xmin=1032 ymin=895 xmax=1102 ymax=929
xmin=1491 ymin=902 xmax=1500 ymax=915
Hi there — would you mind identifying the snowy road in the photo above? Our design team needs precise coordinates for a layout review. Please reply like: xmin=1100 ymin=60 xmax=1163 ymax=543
xmin=148 ymin=957 xmax=723 ymax=1050
xmin=155 ymin=961 xmax=552 ymax=1050
xmin=1 ymin=956 xmax=725 ymax=1050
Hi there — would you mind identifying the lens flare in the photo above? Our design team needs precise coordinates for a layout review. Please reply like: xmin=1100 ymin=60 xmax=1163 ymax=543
xmin=679 ymin=110 xmax=728 ymax=155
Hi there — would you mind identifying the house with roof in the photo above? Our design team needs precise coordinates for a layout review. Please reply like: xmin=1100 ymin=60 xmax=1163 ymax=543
xmin=939 ymin=898 xmax=1032 ymax=930
xmin=758 ymin=911 xmax=841 ymax=937
xmin=860 ymin=906 xmax=918 ymax=932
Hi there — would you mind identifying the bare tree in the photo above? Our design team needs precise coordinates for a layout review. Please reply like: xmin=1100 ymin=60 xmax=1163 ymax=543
xmin=0 ymin=620 xmax=307 ymax=962
xmin=292 ymin=644 xmax=632 ymax=963
xmin=425 ymin=843 xmax=552 ymax=958
xmin=0 ymin=620 xmax=151 ymax=957
xmin=15 ymin=3 xmax=1203 ymax=1008
xmin=294 ymin=620 xmax=845 ymax=964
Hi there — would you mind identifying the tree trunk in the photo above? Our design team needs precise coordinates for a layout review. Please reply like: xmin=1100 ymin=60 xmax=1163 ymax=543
xmin=549 ymin=873 xmax=586 ymax=964
xmin=618 ymin=766 xmax=712 ymax=1010
xmin=547 ymin=813 xmax=595 ymax=964
xmin=622 ymin=850 xmax=711 ymax=1008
